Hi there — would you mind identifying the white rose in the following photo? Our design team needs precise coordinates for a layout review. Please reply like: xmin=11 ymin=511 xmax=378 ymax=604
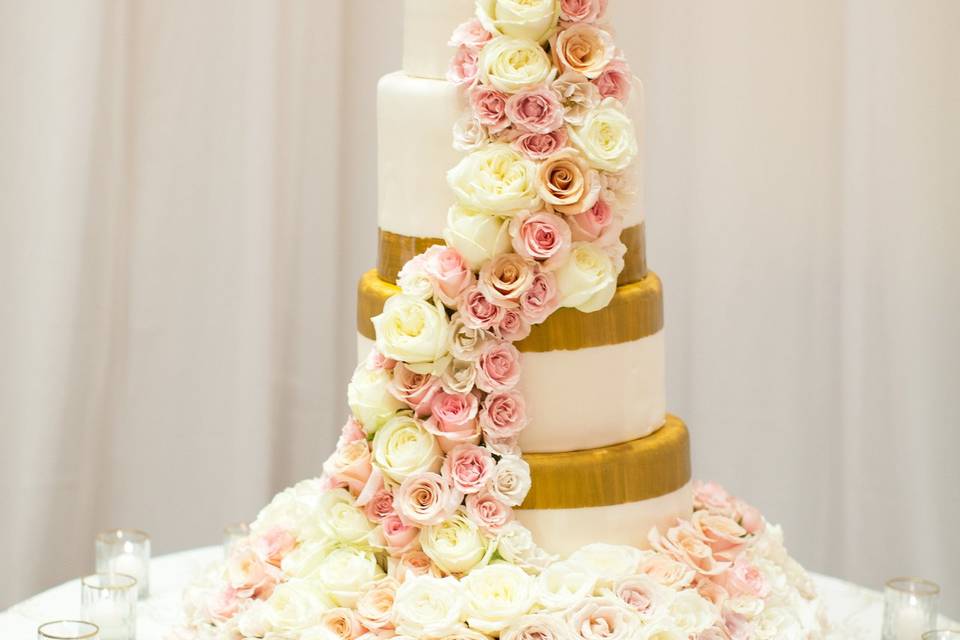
xmin=394 ymin=575 xmax=467 ymax=639
xmin=454 ymin=114 xmax=489 ymax=153
xmin=420 ymin=510 xmax=494 ymax=575
xmin=448 ymin=144 xmax=542 ymax=216
xmin=281 ymin=540 xmax=333 ymax=579
xmin=373 ymin=294 xmax=451 ymax=365
xmin=496 ymin=522 xmax=557 ymax=574
xmin=372 ymin=414 xmax=443 ymax=483
xmin=462 ymin=563 xmax=538 ymax=634
xmin=726 ymin=594 xmax=765 ymax=620
xmin=565 ymin=597 xmax=640 ymax=640
xmin=554 ymin=242 xmax=617 ymax=312
xmin=442 ymin=627 xmax=495 ymax=640
xmin=315 ymin=488 xmax=376 ymax=546
xmin=264 ymin=581 xmax=336 ymax=635
xmin=754 ymin=605 xmax=804 ymax=640
xmin=444 ymin=205 xmax=511 ymax=270
xmin=236 ymin=599 xmax=271 ymax=638
xmin=489 ymin=455 xmax=532 ymax=507
xmin=348 ymin=363 xmax=405 ymax=434
xmin=252 ymin=485 xmax=312 ymax=537
xmin=478 ymin=36 xmax=555 ymax=93
xmin=397 ymin=257 xmax=434 ymax=300
xmin=536 ymin=560 xmax=597 ymax=611
xmin=300 ymin=627 xmax=343 ymax=640
xmin=666 ymin=590 xmax=717 ymax=636
xmin=568 ymin=99 xmax=638 ymax=173
xmin=501 ymin=613 xmax=576 ymax=640
xmin=641 ymin=622 xmax=686 ymax=640
xmin=308 ymin=546 xmax=385 ymax=608
xmin=568 ymin=543 xmax=645 ymax=586
xmin=476 ymin=0 xmax=560 ymax=43
xmin=607 ymin=574 xmax=674 ymax=623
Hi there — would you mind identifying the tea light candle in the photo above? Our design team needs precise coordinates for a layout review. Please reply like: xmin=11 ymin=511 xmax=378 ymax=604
xmin=95 ymin=529 xmax=150 ymax=598
xmin=883 ymin=577 xmax=940 ymax=640
xmin=88 ymin=600 xmax=126 ymax=640
xmin=896 ymin=604 xmax=928 ymax=640
xmin=111 ymin=553 xmax=144 ymax=588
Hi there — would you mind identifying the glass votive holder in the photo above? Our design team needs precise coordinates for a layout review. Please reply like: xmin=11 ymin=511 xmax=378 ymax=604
xmin=95 ymin=529 xmax=150 ymax=598
xmin=923 ymin=632 xmax=960 ymax=640
xmin=223 ymin=522 xmax=250 ymax=559
xmin=38 ymin=620 xmax=100 ymax=640
xmin=81 ymin=574 xmax=136 ymax=640
xmin=882 ymin=577 xmax=941 ymax=640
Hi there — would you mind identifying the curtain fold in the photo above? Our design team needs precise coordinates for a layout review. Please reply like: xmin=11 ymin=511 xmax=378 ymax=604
xmin=1 ymin=0 xmax=957 ymax=615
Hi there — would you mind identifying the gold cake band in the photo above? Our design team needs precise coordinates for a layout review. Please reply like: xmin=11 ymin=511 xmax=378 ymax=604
xmin=519 ymin=415 xmax=691 ymax=510
xmin=357 ymin=269 xmax=664 ymax=352
xmin=377 ymin=223 xmax=647 ymax=287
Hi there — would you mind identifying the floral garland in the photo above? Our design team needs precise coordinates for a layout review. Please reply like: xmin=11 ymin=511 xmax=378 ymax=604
xmin=177 ymin=2 xmax=825 ymax=639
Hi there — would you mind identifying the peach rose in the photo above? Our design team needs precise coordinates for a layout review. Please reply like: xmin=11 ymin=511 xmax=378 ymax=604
xmin=514 ymin=129 xmax=568 ymax=160
xmin=470 ymin=86 xmax=511 ymax=134
xmin=509 ymin=211 xmax=572 ymax=268
xmin=594 ymin=58 xmax=632 ymax=102
xmin=391 ymin=550 xmax=443 ymax=583
xmin=478 ymin=253 xmax=537 ymax=307
xmin=519 ymin=270 xmax=560 ymax=323
xmin=320 ymin=608 xmax=364 ymax=640
xmin=322 ymin=438 xmax=373 ymax=495
xmin=475 ymin=340 xmax=522 ymax=393
xmin=537 ymin=149 xmax=601 ymax=215
xmin=553 ymin=24 xmax=615 ymax=79
xmin=396 ymin=472 xmax=463 ymax=527
xmin=388 ymin=363 xmax=442 ymax=417
xmin=443 ymin=444 xmax=496 ymax=494
xmin=356 ymin=577 xmax=400 ymax=631
xmin=692 ymin=511 xmax=748 ymax=558
xmin=638 ymin=554 xmax=696 ymax=590
xmin=337 ymin=416 xmax=367 ymax=448
xmin=459 ymin=286 xmax=505 ymax=330
xmin=506 ymin=86 xmax=565 ymax=134
xmin=254 ymin=527 xmax=296 ymax=568
xmin=466 ymin=491 xmax=514 ymax=534
xmin=649 ymin=522 xmax=731 ymax=576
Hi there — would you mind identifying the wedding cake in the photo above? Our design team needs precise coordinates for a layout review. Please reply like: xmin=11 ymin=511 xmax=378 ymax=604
xmin=179 ymin=2 xmax=827 ymax=638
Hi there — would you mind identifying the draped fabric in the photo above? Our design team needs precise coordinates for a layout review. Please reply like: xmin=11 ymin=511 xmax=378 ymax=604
xmin=1 ymin=0 xmax=957 ymax=614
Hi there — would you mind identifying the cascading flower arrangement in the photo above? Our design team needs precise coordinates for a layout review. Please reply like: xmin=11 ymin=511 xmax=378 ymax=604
xmin=176 ymin=2 xmax=826 ymax=639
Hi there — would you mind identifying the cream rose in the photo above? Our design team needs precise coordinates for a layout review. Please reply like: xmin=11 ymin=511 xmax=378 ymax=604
xmin=477 ymin=0 xmax=560 ymax=43
xmin=609 ymin=574 xmax=674 ymax=623
xmin=372 ymin=414 xmax=443 ymax=484
xmin=568 ymin=99 xmax=638 ymax=172
xmin=496 ymin=522 xmax=557 ymax=574
xmin=537 ymin=149 xmax=601 ymax=215
xmin=309 ymin=546 xmax=385 ymax=608
xmin=373 ymin=295 xmax=451 ymax=365
xmin=445 ymin=205 xmax=511 ymax=271
xmin=553 ymin=71 xmax=601 ymax=126
xmin=478 ymin=37 xmax=555 ymax=93
xmin=462 ymin=563 xmax=538 ymax=634
xmin=554 ymin=242 xmax=617 ymax=312
xmin=448 ymin=144 xmax=541 ymax=216
xmin=315 ymin=488 xmax=376 ymax=546
xmin=264 ymin=581 xmax=336 ymax=636
xmin=393 ymin=575 xmax=467 ymax=639
xmin=565 ymin=597 xmax=641 ymax=640
xmin=666 ymin=590 xmax=717 ymax=636
xmin=501 ymin=614 xmax=575 ymax=640
xmin=536 ymin=560 xmax=597 ymax=611
xmin=355 ymin=577 xmax=399 ymax=631
xmin=552 ymin=24 xmax=615 ymax=79
xmin=420 ymin=510 xmax=494 ymax=575
xmin=348 ymin=363 xmax=406 ymax=434
xmin=568 ymin=544 xmax=645 ymax=585
xmin=319 ymin=607 xmax=364 ymax=640
xmin=488 ymin=454 xmax=532 ymax=507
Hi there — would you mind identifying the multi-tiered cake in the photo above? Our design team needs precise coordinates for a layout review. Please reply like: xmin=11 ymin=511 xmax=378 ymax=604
xmin=179 ymin=2 xmax=826 ymax=638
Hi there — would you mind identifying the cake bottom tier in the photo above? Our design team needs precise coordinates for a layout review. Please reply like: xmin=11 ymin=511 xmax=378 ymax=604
xmin=517 ymin=482 xmax=693 ymax=556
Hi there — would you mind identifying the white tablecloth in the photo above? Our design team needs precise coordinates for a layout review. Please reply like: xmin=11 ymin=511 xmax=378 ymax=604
xmin=1 ymin=547 xmax=955 ymax=639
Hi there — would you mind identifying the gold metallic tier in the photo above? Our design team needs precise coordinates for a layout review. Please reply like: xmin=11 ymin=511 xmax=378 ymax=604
xmin=357 ymin=269 xmax=663 ymax=352
xmin=377 ymin=223 xmax=647 ymax=286
xmin=519 ymin=415 xmax=690 ymax=510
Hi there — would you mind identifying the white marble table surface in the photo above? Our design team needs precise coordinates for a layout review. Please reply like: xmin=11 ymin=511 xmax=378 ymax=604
xmin=1 ymin=546 xmax=955 ymax=639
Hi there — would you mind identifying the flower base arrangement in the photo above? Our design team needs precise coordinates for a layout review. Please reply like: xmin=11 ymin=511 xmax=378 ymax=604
xmin=175 ymin=1 xmax=828 ymax=638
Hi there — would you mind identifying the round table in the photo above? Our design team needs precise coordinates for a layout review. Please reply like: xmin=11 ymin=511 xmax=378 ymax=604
xmin=1 ymin=547 xmax=954 ymax=639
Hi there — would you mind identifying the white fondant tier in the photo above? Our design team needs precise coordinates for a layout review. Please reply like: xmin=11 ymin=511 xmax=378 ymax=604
xmin=378 ymin=71 xmax=464 ymax=238
xmin=356 ymin=329 xmax=666 ymax=454
xmin=376 ymin=72 xmax=646 ymax=240
xmin=403 ymin=0 xmax=474 ymax=80
xmin=516 ymin=482 xmax=694 ymax=557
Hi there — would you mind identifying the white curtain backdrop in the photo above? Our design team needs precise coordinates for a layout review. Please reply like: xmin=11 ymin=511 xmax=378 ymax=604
xmin=1 ymin=0 xmax=957 ymax=615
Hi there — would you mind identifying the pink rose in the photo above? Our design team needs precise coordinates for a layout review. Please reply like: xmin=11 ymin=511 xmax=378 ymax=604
xmin=337 ymin=417 xmax=367 ymax=448
xmin=322 ymin=439 xmax=373 ymax=495
xmin=381 ymin=515 xmax=420 ymax=556
xmin=423 ymin=245 xmax=476 ymax=306
xmin=649 ymin=521 xmax=731 ymax=576
xmin=367 ymin=349 xmax=397 ymax=371
xmin=700 ymin=626 xmax=736 ymax=640
xmin=505 ymin=87 xmax=565 ymax=134
xmin=638 ymin=554 xmax=696 ymax=590
xmin=594 ymin=58 xmax=632 ymax=102
xmin=693 ymin=481 xmax=735 ymax=513
xmin=721 ymin=557 xmax=770 ymax=598
xmin=515 ymin=129 xmax=569 ymax=160
xmin=498 ymin=309 xmax=532 ymax=342
xmin=478 ymin=253 xmax=537 ymax=307
xmin=320 ymin=608 xmax=364 ymax=640
xmin=388 ymin=363 xmax=442 ymax=416
xmin=392 ymin=551 xmax=442 ymax=583
xmin=207 ymin=587 xmax=241 ymax=623
xmin=737 ymin=501 xmax=765 ymax=535
xmin=424 ymin=391 xmax=481 ymax=452
xmin=475 ymin=340 xmax=522 ymax=393
xmin=509 ymin=211 xmax=572 ymax=268
xmin=470 ymin=87 xmax=511 ymax=134
xmin=479 ymin=391 xmax=529 ymax=441
xmin=568 ymin=195 xmax=621 ymax=243
xmin=519 ymin=271 xmax=560 ymax=324
xmin=560 ymin=0 xmax=607 ymax=23
xmin=363 ymin=488 xmax=397 ymax=523
xmin=395 ymin=472 xmax=462 ymax=526
xmin=466 ymin=491 xmax=514 ymax=534
xmin=442 ymin=444 xmax=496 ymax=494
xmin=448 ymin=45 xmax=479 ymax=86
xmin=356 ymin=578 xmax=399 ymax=631
xmin=449 ymin=18 xmax=493 ymax=51
xmin=692 ymin=511 xmax=748 ymax=558
xmin=459 ymin=286 xmax=505 ymax=330
xmin=253 ymin=527 xmax=296 ymax=568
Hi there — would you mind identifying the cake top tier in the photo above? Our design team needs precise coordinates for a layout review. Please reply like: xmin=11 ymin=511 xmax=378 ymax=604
xmin=403 ymin=0 xmax=474 ymax=79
